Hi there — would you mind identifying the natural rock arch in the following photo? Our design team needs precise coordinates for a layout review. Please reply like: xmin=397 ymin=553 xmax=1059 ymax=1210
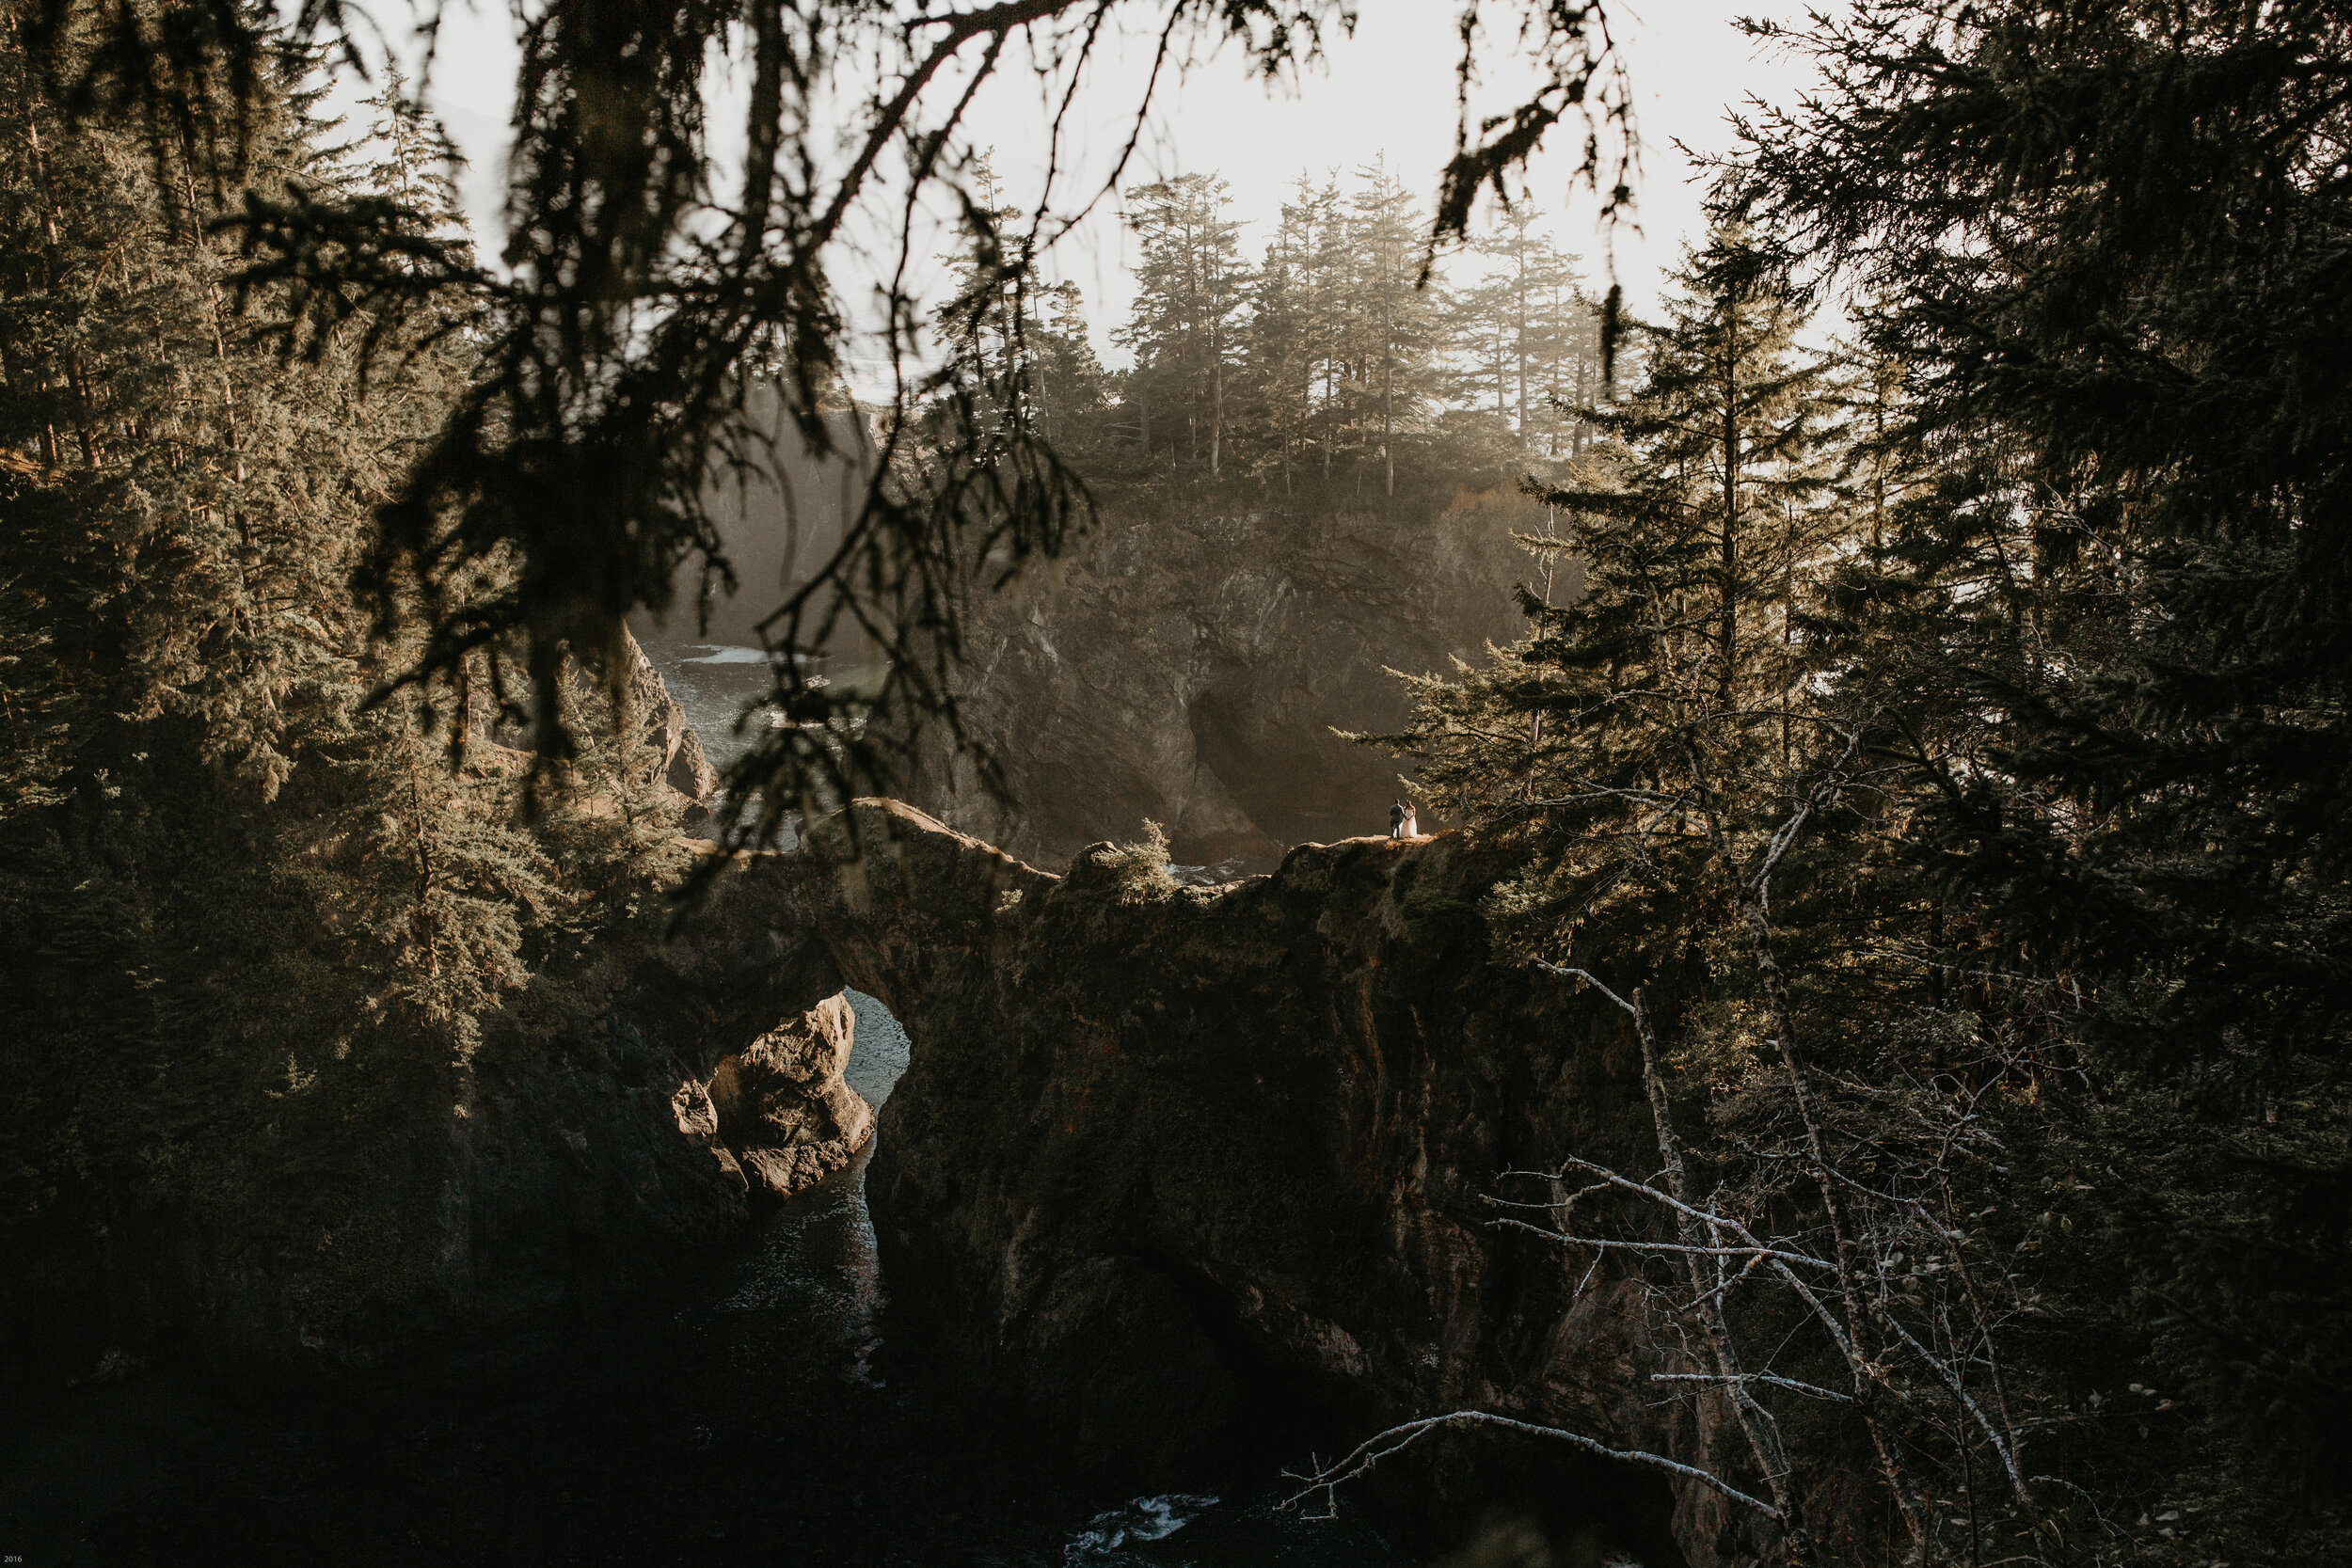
xmin=751 ymin=800 xmax=1705 ymax=1565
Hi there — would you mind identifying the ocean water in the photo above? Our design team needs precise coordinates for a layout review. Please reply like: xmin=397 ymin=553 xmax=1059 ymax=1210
xmin=1165 ymin=860 xmax=1253 ymax=888
xmin=641 ymin=637 xmax=794 ymax=775
xmin=1063 ymin=1493 xmax=1221 ymax=1562
xmin=640 ymin=634 xmax=893 ymax=777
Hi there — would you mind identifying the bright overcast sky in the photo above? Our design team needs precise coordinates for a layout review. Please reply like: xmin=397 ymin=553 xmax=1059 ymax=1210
xmin=400 ymin=0 xmax=1820 ymax=373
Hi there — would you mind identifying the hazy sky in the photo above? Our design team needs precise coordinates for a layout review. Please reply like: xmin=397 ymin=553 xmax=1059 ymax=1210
xmin=399 ymin=1 xmax=1820 ymax=373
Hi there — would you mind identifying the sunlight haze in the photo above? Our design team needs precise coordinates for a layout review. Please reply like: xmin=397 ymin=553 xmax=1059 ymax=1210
xmin=410 ymin=0 xmax=1818 ymax=373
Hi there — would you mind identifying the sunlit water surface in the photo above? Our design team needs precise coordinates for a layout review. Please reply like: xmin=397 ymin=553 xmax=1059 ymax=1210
xmin=644 ymin=635 xmax=889 ymax=778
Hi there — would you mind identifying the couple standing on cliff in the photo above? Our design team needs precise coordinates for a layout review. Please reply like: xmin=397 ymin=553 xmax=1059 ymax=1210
xmin=1388 ymin=799 xmax=1419 ymax=839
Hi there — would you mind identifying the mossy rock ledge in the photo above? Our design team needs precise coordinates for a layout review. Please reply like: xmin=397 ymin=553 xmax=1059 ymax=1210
xmin=7 ymin=795 xmax=1751 ymax=1561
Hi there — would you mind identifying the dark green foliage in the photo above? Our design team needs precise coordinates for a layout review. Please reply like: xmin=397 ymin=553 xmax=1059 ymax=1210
xmin=318 ymin=691 xmax=564 ymax=1056
xmin=0 ymin=17 xmax=688 ymax=1327
xmin=534 ymin=668 xmax=689 ymax=907
xmin=1720 ymin=1 xmax=2352 ymax=1555
xmin=1363 ymin=6 xmax=2352 ymax=1559
xmin=0 ymin=16 xmax=369 ymax=808
xmin=1352 ymin=246 xmax=2062 ymax=1560
xmin=1371 ymin=227 xmax=1840 ymax=851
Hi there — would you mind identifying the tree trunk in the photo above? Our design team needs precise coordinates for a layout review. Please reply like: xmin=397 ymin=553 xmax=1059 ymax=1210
xmin=22 ymin=108 xmax=100 ymax=467
xmin=1210 ymin=331 xmax=1223 ymax=478
xmin=1515 ymin=245 xmax=1529 ymax=436
xmin=1382 ymin=250 xmax=1395 ymax=498
xmin=1720 ymin=322 xmax=1740 ymax=713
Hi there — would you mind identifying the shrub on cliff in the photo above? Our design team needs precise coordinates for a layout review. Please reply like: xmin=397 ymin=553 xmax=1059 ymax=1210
xmin=1096 ymin=819 xmax=1181 ymax=906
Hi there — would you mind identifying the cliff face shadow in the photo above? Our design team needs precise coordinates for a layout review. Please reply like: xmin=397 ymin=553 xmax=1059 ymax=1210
xmin=3 ymin=976 xmax=1402 ymax=1568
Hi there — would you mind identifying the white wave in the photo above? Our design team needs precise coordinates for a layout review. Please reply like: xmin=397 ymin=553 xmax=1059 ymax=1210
xmin=1062 ymin=1493 xmax=1219 ymax=1564
xmin=1164 ymin=859 xmax=1248 ymax=888
xmin=682 ymin=645 xmax=771 ymax=664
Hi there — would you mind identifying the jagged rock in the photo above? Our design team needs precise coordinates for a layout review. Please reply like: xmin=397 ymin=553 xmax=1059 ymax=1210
xmin=904 ymin=490 xmax=1572 ymax=869
xmin=482 ymin=626 xmax=719 ymax=817
xmin=705 ymin=992 xmax=873 ymax=1202
xmin=626 ymin=627 xmax=720 ymax=803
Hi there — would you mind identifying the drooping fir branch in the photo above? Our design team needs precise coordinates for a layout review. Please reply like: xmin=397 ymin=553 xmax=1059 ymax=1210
xmin=14 ymin=0 xmax=1639 ymax=862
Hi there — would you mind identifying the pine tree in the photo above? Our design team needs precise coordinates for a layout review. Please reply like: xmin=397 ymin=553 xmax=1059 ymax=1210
xmin=1113 ymin=173 xmax=1248 ymax=476
xmin=1298 ymin=175 xmax=1351 ymax=480
xmin=1377 ymin=227 xmax=1840 ymax=864
xmin=1237 ymin=183 xmax=1320 ymax=495
xmin=1445 ymin=265 xmax=1518 ymax=426
xmin=352 ymin=63 xmax=472 ymax=267
xmin=1438 ymin=210 xmax=1605 ymax=464
xmin=0 ymin=14 xmax=670 ymax=1279
xmin=1357 ymin=230 xmax=2089 ymax=1567
xmin=928 ymin=158 xmax=1112 ymax=486
xmin=1734 ymin=3 xmax=2352 ymax=1548
xmin=324 ymin=686 xmax=564 ymax=1058
xmin=1475 ymin=208 xmax=1578 ymax=443
xmin=536 ymin=641 xmax=691 ymax=907
xmin=0 ymin=14 xmax=411 ymax=807
xmin=1344 ymin=159 xmax=1433 ymax=498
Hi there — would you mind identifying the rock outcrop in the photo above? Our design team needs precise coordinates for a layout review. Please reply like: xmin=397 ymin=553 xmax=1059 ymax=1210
xmin=633 ymin=390 xmax=881 ymax=658
xmin=482 ymin=627 xmax=720 ymax=812
xmin=3 ymin=781 xmax=1756 ymax=1562
xmin=904 ymin=490 xmax=1572 ymax=870
xmin=626 ymin=626 xmax=721 ymax=803
xmin=767 ymin=800 xmax=1738 ymax=1565
xmin=683 ymin=990 xmax=873 ymax=1201
xmin=628 ymin=399 xmax=1559 ymax=869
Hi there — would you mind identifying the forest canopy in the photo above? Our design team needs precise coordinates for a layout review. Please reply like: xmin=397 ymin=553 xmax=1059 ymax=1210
xmin=1337 ymin=4 xmax=2352 ymax=1561
xmin=936 ymin=157 xmax=1611 ymax=504
xmin=7 ymin=0 xmax=1637 ymax=844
